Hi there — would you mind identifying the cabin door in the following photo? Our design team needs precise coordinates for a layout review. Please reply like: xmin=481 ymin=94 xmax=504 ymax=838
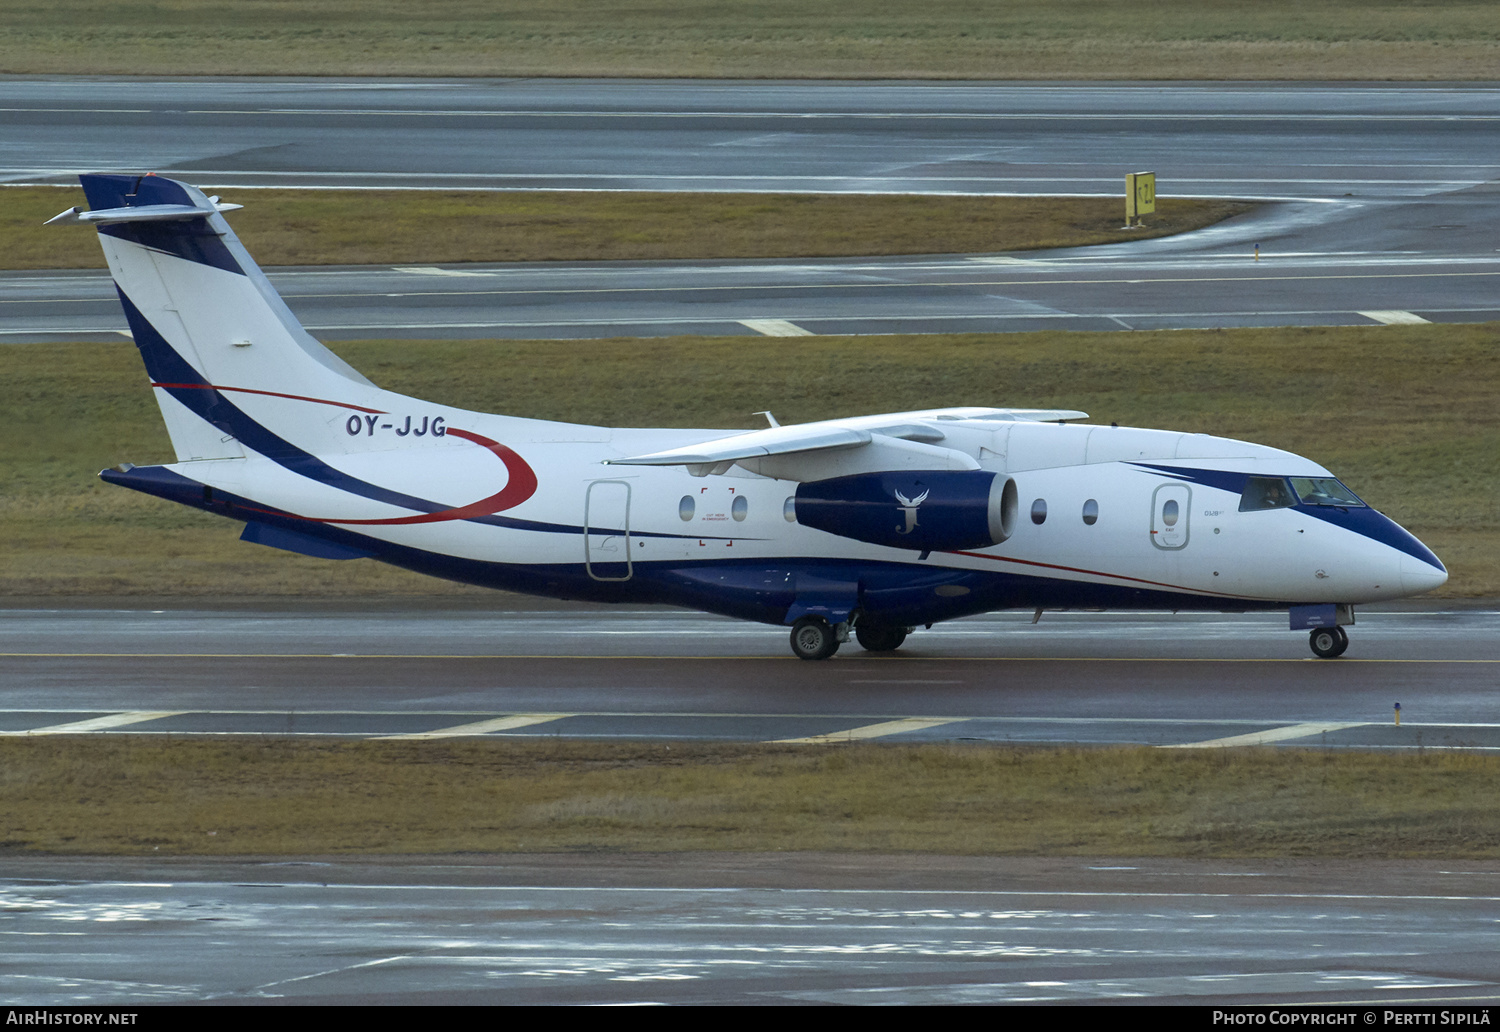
xmin=585 ymin=480 xmax=633 ymax=581
xmin=1150 ymin=483 xmax=1191 ymax=551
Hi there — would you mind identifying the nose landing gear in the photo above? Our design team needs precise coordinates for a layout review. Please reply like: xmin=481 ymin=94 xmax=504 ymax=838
xmin=1309 ymin=625 xmax=1349 ymax=659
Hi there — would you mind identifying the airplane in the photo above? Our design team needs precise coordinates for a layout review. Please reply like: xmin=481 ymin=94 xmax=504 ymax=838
xmin=51 ymin=173 xmax=1448 ymax=660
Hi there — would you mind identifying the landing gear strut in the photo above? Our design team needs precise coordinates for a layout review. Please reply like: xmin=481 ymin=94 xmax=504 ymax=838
xmin=790 ymin=616 xmax=842 ymax=660
xmin=1309 ymin=625 xmax=1349 ymax=659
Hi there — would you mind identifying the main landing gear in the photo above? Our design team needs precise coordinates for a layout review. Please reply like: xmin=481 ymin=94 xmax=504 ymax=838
xmin=855 ymin=622 xmax=909 ymax=653
xmin=789 ymin=617 xmax=913 ymax=659
xmin=790 ymin=616 xmax=844 ymax=660
xmin=1309 ymin=625 xmax=1349 ymax=659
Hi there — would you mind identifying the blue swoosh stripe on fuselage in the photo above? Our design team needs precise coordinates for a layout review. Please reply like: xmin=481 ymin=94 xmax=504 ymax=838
xmin=1128 ymin=462 xmax=1248 ymax=495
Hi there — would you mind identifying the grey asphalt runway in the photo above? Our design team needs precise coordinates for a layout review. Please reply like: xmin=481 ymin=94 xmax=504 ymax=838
xmin=3 ymin=78 xmax=1498 ymax=341
xmin=4 ymin=79 xmax=1496 ymax=198
xmin=8 ymin=242 xmax=1500 ymax=343
xmin=4 ymin=855 xmax=1499 ymax=1005
xmin=3 ymin=605 xmax=1496 ymax=748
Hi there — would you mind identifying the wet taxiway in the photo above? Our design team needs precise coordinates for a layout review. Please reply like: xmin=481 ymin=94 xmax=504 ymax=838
xmin=4 ymin=855 xmax=1499 ymax=1005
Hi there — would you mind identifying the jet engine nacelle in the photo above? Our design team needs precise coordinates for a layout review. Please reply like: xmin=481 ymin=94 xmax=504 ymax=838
xmin=794 ymin=470 xmax=1017 ymax=553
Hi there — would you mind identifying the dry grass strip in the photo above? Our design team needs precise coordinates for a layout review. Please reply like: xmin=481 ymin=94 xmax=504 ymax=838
xmin=4 ymin=738 xmax=1498 ymax=858
xmin=5 ymin=188 xmax=1249 ymax=270
xmin=3 ymin=1 xmax=1498 ymax=79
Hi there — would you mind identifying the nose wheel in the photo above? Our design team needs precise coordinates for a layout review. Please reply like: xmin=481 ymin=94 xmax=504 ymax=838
xmin=1309 ymin=626 xmax=1349 ymax=659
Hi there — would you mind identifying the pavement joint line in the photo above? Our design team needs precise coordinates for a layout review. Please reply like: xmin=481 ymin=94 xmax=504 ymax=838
xmin=1359 ymin=309 xmax=1431 ymax=325
xmin=0 ymin=711 xmax=1495 ymax=727
xmin=375 ymin=713 xmax=572 ymax=740
xmin=22 ymin=109 xmax=1500 ymax=125
xmin=4 ymin=653 xmax=1498 ymax=662
xmin=268 ymin=268 xmax=1500 ymax=299
xmin=773 ymin=717 xmax=966 ymax=744
xmin=1162 ymin=721 xmax=1370 ymax=749
xmin=738 ymin=318 xmax=816 ymax=336
xmin=0 ymin=710 xmax=184 ymax=736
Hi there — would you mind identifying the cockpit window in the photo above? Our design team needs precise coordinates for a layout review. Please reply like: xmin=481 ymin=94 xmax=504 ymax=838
xmin=1239 ymin=476 xmax=1295 ymax=512
xmin=1289 ymin=477 xmax=1365 ymax=508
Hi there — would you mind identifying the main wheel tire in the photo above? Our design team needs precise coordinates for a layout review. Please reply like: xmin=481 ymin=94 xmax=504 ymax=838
xmin=855 ymin=623 xmax=908 ymax=652
xmin=790 ymin=617 xmax=840 ymax=660
xmin=1331 ymin=625 xmax=1349 ymax=656
xmin=1309 ymin=626 xmax=1349 ymax=659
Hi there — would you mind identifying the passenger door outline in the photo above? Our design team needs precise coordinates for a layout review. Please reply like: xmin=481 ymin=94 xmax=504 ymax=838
xmin=585 ymin=479 xmax=632 ymax=581
xmin=1150 ymin=482 xmax=1191 ymax=551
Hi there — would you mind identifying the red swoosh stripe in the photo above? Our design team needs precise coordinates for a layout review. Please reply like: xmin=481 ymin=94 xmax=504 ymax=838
xmin=151 ymin=382 xmax=385 ymax=414
xmin=244 ymin=427 xmax=538 ymax=527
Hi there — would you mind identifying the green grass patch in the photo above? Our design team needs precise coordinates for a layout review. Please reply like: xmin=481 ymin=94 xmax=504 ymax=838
xmin=3 ymin=324 xmax=1496 ymax=598
xmin=5 ymin=187 xmax=1250 ymax=270
xmin=4 ymin=737 xmax=1499 ymax=857
xmin=3 ymin=1 xmax=1499 ymax=79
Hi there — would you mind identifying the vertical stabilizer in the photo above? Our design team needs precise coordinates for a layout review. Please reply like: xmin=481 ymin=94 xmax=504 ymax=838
xmin=68 ymin=174 xmax=379 ymax=463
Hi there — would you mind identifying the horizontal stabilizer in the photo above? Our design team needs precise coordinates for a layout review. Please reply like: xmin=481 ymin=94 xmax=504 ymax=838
xmin=46 ymin=200 xmax=242 ymax=226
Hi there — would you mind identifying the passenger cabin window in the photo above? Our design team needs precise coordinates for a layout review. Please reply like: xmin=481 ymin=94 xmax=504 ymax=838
xmin=1081 ymin=499 xmax=1098 ymax=526
xmin=1031 ymin=499 xmax=1047 ymax=525
xmin=1239 ymin=476 xmax=1296 ymax=512
xmin=1290 ymin=478 xmax=1365 ymax=508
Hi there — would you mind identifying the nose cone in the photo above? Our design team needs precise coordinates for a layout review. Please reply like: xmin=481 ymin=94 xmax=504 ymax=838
xmin=1402 ymin=550 xmax=1448 ymax=595
xmin=1296 ymin=504 xmax=1446 ymax=599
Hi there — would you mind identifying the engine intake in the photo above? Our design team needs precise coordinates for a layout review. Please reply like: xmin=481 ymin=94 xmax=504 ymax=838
xmin=794 ymin=471 xmax=1016 ymax=552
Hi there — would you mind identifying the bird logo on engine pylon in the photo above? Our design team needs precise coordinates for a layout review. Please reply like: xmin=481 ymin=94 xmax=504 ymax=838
xmin=894 ymin=488 xmax=929 ymax=535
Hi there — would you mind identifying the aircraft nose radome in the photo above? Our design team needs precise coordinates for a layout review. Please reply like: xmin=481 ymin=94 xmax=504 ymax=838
xmin=1401 ymin=552 xmax=1448 ymax=595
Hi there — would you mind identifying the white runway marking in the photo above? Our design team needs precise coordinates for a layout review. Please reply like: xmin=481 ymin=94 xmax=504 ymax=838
xmin=966 ymin=256 xmax=1057 ymax=267
xmin=738 ymin=318 xmax=815 ymax=336
xmin=390 ymin=266 xmax=497 ymax=278
xmin=378 ymin=714 xmax=572 ymax=740
xmin=775 ymin=717 xmax=965 ymax=744
xmin=794 ymin=970 xmax=1491 ymax=1005
xmin=1164 ymin=721 xmax=1369 ymax=749
xmin=2 ymin=711 xmax=183 ymax=736
xmin=294 ymin=267 xmax=1500 ymax=299
xmin=1359 ymin=309 xmax=1431 ymax=324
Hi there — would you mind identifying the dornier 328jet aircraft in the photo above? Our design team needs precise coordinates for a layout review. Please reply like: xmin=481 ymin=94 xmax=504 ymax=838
xmin=54 ymin=174 xmax=1448 ymax=660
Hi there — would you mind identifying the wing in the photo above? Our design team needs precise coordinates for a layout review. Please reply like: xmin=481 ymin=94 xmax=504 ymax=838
xmin=608 ymin=407 xmax=1089 ymax=481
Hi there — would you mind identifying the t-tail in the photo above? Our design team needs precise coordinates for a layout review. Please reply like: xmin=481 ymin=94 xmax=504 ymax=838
xmin=51 ymin=173 xmax=382 ymax=464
